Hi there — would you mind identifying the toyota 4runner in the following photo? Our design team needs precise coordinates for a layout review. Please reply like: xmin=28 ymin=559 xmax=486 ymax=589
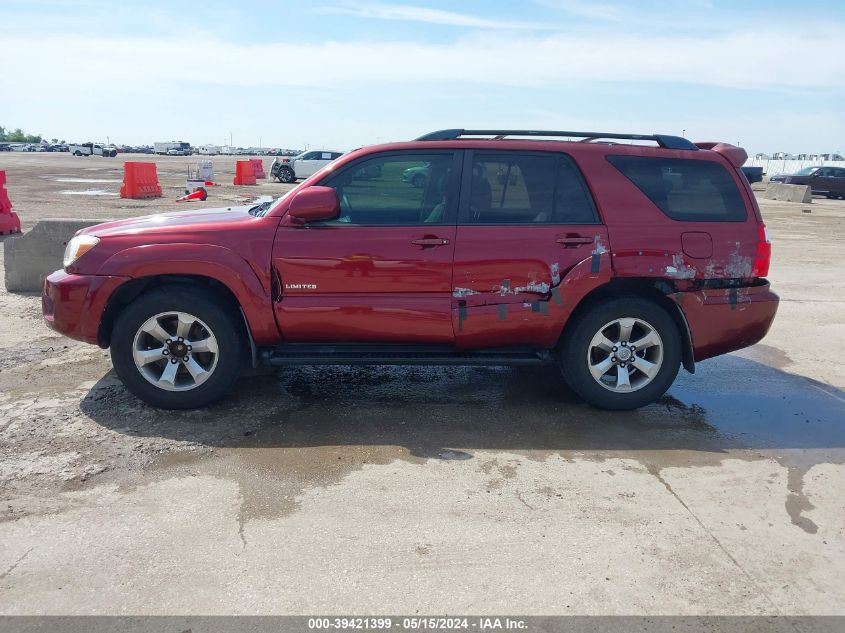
xmin=43 ymin=129 xmax=778 ymax=410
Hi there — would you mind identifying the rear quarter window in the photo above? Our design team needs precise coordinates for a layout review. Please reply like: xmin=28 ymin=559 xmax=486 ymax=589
xmin=607 ymin=155 xmax=747 ymax=222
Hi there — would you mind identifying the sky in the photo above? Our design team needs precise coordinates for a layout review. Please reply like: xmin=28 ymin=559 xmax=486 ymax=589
xmin=1 ymin=0 xmax=844 ymax=154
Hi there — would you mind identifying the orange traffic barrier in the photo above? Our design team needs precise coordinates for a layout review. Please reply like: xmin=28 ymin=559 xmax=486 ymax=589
xmin=120 ymin=162 xmax=162 ymax=199
xmin=250 ymin=158 xmax=266 ymax=179
xmin=0 ymin=170 xmax=22 ymax=235
xmin=233 ymin=160 xmax=257 ymax=185
xmin=176 ymin=187 xmax=208 ymax=203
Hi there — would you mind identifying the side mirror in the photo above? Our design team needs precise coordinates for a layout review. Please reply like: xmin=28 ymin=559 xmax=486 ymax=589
xmin=286 ymin=186 xmax=340 ymax=223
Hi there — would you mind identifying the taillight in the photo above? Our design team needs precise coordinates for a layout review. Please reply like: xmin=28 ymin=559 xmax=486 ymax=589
xmin=752 ymin=223 xmax=771 ymax=277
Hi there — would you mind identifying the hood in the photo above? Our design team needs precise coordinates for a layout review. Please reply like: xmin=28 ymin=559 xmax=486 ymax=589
xmin=80 ymin=204 xmax=257 ymax=238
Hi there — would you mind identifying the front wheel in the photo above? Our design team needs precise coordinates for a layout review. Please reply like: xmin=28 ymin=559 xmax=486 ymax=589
xmin=278 ymin=167 xmax=295 ymax=183
xmin=560 ymin=297 xmax=681 ymax=410
xmin=110 ymin=287 xmax=245 ymax=408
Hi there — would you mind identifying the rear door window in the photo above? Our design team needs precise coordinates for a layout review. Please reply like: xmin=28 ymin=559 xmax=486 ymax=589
xmin=607 ymin=155 xmax=747 ymax=221
xmin=460 ymin=152 xmax=598 ymax=224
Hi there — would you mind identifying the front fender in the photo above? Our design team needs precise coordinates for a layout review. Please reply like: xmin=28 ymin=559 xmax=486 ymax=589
xmin=97 ymin=243 xmax=279 ymax=344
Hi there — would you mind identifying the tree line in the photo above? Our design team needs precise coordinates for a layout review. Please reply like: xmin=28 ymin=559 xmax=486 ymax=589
xmin=0 ymin=125 xmax=54 ymax=144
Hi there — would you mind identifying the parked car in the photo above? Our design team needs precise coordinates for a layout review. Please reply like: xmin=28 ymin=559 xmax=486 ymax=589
xmin=769 ymin=166 xmax=845 ymax=198
xmin=43 ymin=128 xmax=777 ymax=411
xmin=740 ymin=166 xmax=764 ymax=183
xmin=271 ymin=150 xmax=343 ymax=183
xmin=402 ymin=163 xmax=430 ymax=188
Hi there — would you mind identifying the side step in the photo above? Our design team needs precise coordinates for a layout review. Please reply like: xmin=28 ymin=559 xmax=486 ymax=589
xmin=259 ymin=344 xmax=554 ymax=367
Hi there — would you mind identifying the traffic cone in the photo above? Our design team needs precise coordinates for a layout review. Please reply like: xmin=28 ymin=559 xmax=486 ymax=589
xmin=176 ymin=187 xmax=208 ymax=202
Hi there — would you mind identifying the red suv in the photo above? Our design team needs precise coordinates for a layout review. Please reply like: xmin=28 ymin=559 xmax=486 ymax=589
xmin=43 ymin=129 xmax=778 ymax=410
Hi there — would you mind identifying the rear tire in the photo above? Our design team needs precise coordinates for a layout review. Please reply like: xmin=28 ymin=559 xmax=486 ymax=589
xmin=560 ymin=297 xmax=681 ymax=410
xmin=110 ymin=287 xmax=245 ymax=409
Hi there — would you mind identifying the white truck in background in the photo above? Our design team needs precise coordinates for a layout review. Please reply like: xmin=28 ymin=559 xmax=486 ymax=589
xmin=154 ymin=141 xmax=192 ymax=156
xmin=69 ymin=143 xmax=118 ymax=157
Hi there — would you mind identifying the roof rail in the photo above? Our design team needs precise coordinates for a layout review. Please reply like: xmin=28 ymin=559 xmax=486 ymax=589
xmin=415 ymin=129 xmax=698 ymax=151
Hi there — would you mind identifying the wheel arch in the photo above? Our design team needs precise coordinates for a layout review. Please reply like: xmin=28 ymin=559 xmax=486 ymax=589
xmin=558 ymin=278 xmax=695 ymax=374
xmin=98 ymin=274 xmax=247 ymax=349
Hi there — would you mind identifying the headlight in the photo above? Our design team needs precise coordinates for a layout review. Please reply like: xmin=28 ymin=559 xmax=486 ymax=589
xmin=63 ymin=234 xmax=100 ymax=268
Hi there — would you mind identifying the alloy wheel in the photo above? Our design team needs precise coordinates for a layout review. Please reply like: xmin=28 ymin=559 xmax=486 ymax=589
xmin=131 ymin=311 xmax=219 ymax=392
xmin=586 ymin=317 xmax=664 ymax=393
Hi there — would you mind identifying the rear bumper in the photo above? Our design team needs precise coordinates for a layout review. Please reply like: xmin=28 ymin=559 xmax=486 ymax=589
xmin=42 ymin=270 xmax=129 ymax=346
xmin=674 ymin=281 xmax=779 ymax=362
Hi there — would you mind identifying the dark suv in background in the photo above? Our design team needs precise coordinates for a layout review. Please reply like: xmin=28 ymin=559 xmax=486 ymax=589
xmin=770 ymin=166 xmax=845 ymax=198
xmin=44 ymin=129 xmax=778 ymax=410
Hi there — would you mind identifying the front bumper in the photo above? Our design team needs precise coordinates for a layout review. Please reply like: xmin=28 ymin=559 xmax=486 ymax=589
xmin=674 ymin=281 xmax=779 ymax=362
xmin=42 ymin=270 xmax=129 ymax=346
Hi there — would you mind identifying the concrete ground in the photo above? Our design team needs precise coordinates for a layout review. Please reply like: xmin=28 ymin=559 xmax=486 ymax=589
xmin=0 ymin=153 xmax=843 ymax=615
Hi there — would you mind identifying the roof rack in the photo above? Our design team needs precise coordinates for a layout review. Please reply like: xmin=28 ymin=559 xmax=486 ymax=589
xmin=415 ymin=129 xmax=698 ymax=151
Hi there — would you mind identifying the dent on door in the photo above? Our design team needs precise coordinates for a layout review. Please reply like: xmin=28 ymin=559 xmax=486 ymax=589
xmin=451 ymin=227 xmax=611 ymax=350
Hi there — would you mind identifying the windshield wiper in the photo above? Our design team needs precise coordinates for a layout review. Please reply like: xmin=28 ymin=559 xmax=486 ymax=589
xmin=248 ymin=200 xmax=273 ymax=217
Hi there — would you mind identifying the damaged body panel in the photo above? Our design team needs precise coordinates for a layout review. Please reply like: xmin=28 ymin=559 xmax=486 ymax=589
xmin=450 ymin=224 xmax=609 ymax=349
xmin=669 ymin=281 xmax=779 ymax=362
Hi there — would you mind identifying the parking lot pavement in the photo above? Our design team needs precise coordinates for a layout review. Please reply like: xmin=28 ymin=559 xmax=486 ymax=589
xmin=1 ymin=174 xmax=844 ymax=614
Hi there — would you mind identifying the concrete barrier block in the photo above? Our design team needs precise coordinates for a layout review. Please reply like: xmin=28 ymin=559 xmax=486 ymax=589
xmin=763 ymin=183 xmax=812 ymax=203
xmin=4 ymin=219 xmax=105 ymax=292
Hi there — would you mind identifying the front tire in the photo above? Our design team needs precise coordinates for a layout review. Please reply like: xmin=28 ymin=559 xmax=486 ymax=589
xmin=279 ymin=167 xmax=295 ymax=183
xmin=560 ymin=297 xmax=681 ymax=410
xmin=110 ymin=287 xmax=245 ymax=408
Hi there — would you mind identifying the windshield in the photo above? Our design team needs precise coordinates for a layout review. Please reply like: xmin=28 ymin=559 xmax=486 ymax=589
xmin=794 ymin=166 xmax=820 ymax=176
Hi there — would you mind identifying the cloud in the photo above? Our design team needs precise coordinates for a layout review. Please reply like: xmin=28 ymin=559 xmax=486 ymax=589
xmin=2 ymin=26 xmax=843 ymax=93
xmin=315 ymin=2 xmax=556 ymax=30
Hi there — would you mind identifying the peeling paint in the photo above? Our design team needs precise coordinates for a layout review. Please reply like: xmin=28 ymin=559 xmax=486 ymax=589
xmin=590 ymin=236 xmax=607 ymax=274
xmin=498 ymin=279 xmax=512 ymax=296
xmin=452 ymin=287 xmax=480 ymax=298
xmin=725 ymin=242 xmax=753 ymax=279
xmin=665 ymin=253 xmax=696 ymax=280
xmin=550 ymin=263 xmax=561 ymax=285
xmin=513 ymin=281 xmax=550 ymax=294
xmin=592 ymin=235 xmax=608 ymax=255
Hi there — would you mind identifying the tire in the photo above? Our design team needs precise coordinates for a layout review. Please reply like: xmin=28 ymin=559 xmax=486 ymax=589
xmin=110 ymin=287 xmax=245 ymax=409
xmin=560 ymin=297 xmax=681 ymax=410
xmin=73 ymin=151 xmax=81 ymax=156
xmin=279 ymin=167 xmax=295 ymax=183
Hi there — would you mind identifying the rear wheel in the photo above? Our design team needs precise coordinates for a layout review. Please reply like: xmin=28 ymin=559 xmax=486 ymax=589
xmin=560 ymin=297 xmax=681 ymax=410
xmin=110 ymin=287 xmax=245 ymax=408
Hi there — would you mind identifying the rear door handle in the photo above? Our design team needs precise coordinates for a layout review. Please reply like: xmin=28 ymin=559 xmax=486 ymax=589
xmin=411 ymin=237 xmax=450 ymax=247
xmin=556 ymin=236 xmax=593 ymax=247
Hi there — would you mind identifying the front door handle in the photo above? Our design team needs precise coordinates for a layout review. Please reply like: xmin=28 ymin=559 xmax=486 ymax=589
xmin=411 ymin=237 xmax=450 ymax=247
xmin=556 ymin=236 xmax=593 ymax=247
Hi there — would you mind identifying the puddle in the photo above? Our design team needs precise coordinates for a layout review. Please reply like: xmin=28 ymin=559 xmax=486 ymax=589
xmin=60 ymin=189 xmax=119 ymax=196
